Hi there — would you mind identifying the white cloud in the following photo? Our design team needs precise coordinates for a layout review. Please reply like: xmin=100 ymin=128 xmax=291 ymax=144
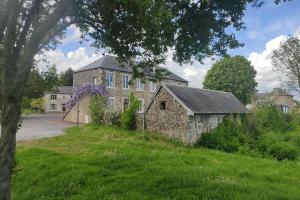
xmin=61 ymin=25 xmax=82 ymax=45
xmin=248 ymin=27 xmax=300 ymax=93
xmin=36 ymin=47 xmax=104 ymax=72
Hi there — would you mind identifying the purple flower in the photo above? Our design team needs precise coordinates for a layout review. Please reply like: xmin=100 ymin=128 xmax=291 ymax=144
xmin=65 ymin=84 xmax=108 ymax=108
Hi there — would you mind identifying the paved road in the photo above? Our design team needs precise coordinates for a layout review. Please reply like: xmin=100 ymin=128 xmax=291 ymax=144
xmin=15 ymin=113 xmax=76 ymax=141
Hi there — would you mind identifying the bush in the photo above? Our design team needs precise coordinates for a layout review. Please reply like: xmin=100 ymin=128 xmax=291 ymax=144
xmin=89 ymin=95 xmax=107 ymax=124
xmin=120 ymin=93 xmax=140 ymax=130
xmin=22 ymin=97 xmax=31 ymax=109
xmin=258 ymin=132 xmax=298 ymax=161
xmin=197 ymin=117 xmax=251 ymax=153
xmin=254 ymin=103 xmax=288 ymax=132
xmin=269 ymin=143 xmax=298 ymax=161
xmin=30 ymin=98 xmax=44 ymax=112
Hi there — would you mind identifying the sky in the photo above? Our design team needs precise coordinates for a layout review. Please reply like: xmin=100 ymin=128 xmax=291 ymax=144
xmin=37 ymin=1 xmax=300 ymax=93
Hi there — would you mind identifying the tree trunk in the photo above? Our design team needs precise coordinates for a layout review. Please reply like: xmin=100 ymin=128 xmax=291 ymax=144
xmin=0 ymin=96 xmax=22 ymax=200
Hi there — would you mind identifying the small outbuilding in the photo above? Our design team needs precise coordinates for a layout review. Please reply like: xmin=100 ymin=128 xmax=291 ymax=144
xmin=145 ymin=84 xmax=248 ymax=144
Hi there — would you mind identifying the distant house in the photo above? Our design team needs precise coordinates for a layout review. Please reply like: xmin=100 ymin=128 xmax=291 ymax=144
xmin=64 ymin=55 xmax=188 ymax=123
xmin=145 ymin=84 xmax=248 ymax=145
xmin=44 ymin=86 xmax=73 ymax=112
xmin=250 ymin=88 xmax=296 ymax=113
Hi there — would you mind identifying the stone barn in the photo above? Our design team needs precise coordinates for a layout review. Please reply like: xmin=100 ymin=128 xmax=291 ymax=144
xmin=145 ymin=84 xmax=248 ymax=145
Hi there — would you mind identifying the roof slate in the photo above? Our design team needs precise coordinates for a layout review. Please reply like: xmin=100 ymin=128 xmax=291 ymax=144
xmin=162 ymin=84 xmax=248 ymax=114
xmin=76 ymin=55 xmax=188 ymax=83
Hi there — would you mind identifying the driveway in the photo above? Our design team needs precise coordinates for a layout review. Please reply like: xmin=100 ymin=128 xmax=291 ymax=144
xmin=16 ymin=113 xmax=76 ymax=141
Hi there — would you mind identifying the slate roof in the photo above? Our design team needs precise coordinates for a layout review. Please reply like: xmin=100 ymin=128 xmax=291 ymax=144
xmin=147 ymin=84 xmax=248 ymax=115
xmin=56 ymin=86 xmax=73 ymax=94
xmin=75 ymin=55 xmax=188 ymax=83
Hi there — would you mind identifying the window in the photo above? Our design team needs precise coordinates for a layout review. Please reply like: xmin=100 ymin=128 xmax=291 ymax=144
xmin=50 ymin=94 xmax=57 ymax=100
xmin=92 ymin=77 xmax=97 ymax=85
xmin=136 ymin=78 xmax=144 ymax=91
xmin=281 ymin=105 xmax=289 ymax=114
xmin=62 ymin=104 xmax=66 ymax=112
xmin=122 ymin=74 xmax=130 ymax=90
xmin=138 ymin=99 xmax=144 ymax=113
xmin=123 ymin=98 xmax=129 ymax=110
xmin=160 ymin=101 xmax=166 ymax=110
xmin=106 ymin=71 xmax=114 ymax=88
xmin=50 ymin=104 xmax=57 ymax=110
xmin=108 ymin=97 xmax=115 ymax=107
xmin=149 ymin=81 xmax=157 ymax=92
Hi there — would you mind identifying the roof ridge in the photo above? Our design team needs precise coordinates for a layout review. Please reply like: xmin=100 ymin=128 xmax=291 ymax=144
xmin=164 ymin=83 xmax=231 ymax=94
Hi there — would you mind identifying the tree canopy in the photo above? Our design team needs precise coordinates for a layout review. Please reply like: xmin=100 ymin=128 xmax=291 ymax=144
xmin=271 ymin=36 xmax=300 ymax=93
xmin=203 ymin=56 xmax=257 ymax=104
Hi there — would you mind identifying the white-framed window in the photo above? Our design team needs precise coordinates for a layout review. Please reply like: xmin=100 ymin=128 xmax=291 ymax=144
xmin=138 ymin=98 xmax=145 ymax=113
xmin=122 ymin=74 xmax=130 ymax=90
xmin=50 ymin=94 xmax=57 ymax=100
xmin=282 ymin=105 xmax=289 ymax=114
xmin=123 ymin=98 xmax=129 ymax=111
xmin=106 ymin=71 xmax=114 ymax=88
xmin=149 ymin=81 xmax=157 ymax=92
xmin=136 ymin=78 xmax=144 ymax=91
xmin=50 ymin=104 xmax=57 ymax=110
xmin=108 ymin=97 xmax=115 ymax=107
xmin=92 ymin=77 xmax=97 ymax=85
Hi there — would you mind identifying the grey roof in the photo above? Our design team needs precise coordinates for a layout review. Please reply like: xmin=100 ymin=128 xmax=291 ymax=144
xmin=75 ymin=55 xmax=188 ymax=83
xmin=57 ymin=86 xmax=73 ymax=94
xmin=147 ymin=84 xmax=248 ymax=114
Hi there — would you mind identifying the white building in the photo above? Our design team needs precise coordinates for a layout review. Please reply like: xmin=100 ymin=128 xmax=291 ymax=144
xmin=44 ymin=86 xmax=73 ymax=112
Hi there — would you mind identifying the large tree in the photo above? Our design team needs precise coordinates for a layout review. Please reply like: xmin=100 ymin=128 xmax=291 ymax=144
xmin=0 ymin=0 xmax=290 ymax=199
xmin=271 ymin=36 xmax=300 ymax=93
xmin=203 ymin=56 xmax=257 ymax=104
xmin=59 ymin=68 xmax=74 ymax=86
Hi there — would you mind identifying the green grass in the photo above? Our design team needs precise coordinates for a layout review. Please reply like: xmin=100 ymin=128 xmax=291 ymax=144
xmin=21 ymin=108 xmax=41 ymax=116
xmin=13 ymin=125 xmax=300 ymax=200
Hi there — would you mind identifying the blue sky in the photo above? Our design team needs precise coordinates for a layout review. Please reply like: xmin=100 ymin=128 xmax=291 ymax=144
xmin=39 ymin=1 xmax=300 ymax=92
xmin=229 ymin=0 xmax=300 ymax=57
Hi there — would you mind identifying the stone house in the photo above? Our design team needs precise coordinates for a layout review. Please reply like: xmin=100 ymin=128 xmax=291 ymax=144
xmin=250 ymin=88 xmax=296 ymax=113
xmin=145 ymin=84 xmax=248 ymax=145
xmin=44 ymin=86 xmax=73 ymax=112
xmin=64 ymin=55 xmax=188 ymax=123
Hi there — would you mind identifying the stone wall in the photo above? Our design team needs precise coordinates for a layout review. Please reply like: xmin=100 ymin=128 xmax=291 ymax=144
xmin=187 ymin=114 xmax=225 ymax=144
xmin=72 ymin=68 xmax=188 ymax=115
xmin=145 ymin=87 xmax=190 ymax=143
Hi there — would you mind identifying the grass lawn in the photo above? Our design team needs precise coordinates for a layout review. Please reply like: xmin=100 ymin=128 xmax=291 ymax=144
xmin=14 ymin=125 xmax=300 ymax=200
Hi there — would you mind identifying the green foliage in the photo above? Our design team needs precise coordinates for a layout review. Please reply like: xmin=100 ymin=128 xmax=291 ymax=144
xmin=198 ymin=105 xmax=300 ymax=161
xmin=258 ymin=132 xmax=298 ymax=161
xmin=203 ymin=56 xmax=257 ymax=104
xmin=41 ymin=65 xmax=59 ymax=92
xmin=89 ymin=95 xmax=107 ymax=124
xmin=30 ymin=98 xmax=44 ymax=112
xmin=23 ymin=68 xmax=45 ymax=99
xmin=120 ymin=93 xmax=140 ymax=130
xmin=197 ymin=117 xmax=251 ymax=153
xmin=13 ymin=125 xmax=300 ymax=200
xmin=21 ymin=97 xmax=31 ymax=109
xmin=59 ymin=68 xmax=74 ymax=86
xmin=254 ymin=103 xmax=289 ymax=132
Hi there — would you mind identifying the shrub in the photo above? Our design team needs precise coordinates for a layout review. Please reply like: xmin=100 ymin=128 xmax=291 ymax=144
xmin=197 ymin=117 xmax=251 ymax=153
xmin=30 ymin=98 xmax=44 ymax=112
xmin=258 ymin=132 xmax=298 ymax=161
xmin=120 ymin=93 xmax=140 ymax=130
xmin=22 ymin=97 xmax=31 ymax=109
xmin=269 ymin=143 xmax=298 ymax=161
xmin=254 ymin=103 xmax=288 ymax=132
xmin=89 ymin=95 xmax=107 ymax=124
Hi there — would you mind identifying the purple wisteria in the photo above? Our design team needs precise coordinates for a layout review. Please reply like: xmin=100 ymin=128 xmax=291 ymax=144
xmin=65 ymin=84 xmax=108 ymax=108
